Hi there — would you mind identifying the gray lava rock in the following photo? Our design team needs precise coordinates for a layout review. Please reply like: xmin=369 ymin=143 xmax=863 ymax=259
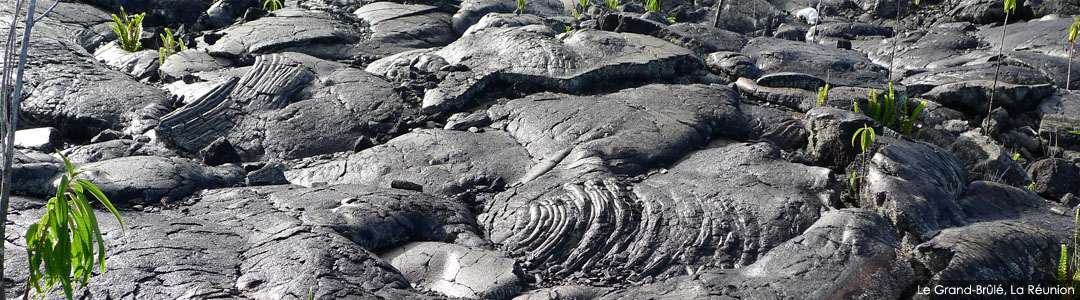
xmin=488 ymin=84 xmax=748 ymax=175
xmin=921 ymin=80 xmax=1055 ymax=116
xmin=804 ymin=107 xmax=879 ymax=167
xmin=200 ymin=137 xmax=242 ymax=166
xmin=860 ymin=137 xmax=969 ymax=241
xmin=158 ymin=49 xmax=233 ymax=83
xmin=595 ymin=209 xmax=915 ymax=299
xmin=381 ymin=242 xmax=522 ymax=299
xmin=444 ymin=110 xmax=492 ymax=131
xmin=286 ymin=129 xmax=531 ymax=195
xmin=857 ymin=23 xmax=982 ymax=79
xmin=805 ymin=22 xmax=893 ymax=44
xmin=354 ymin=3 xmax=456 ymax=55
xmin=198 ymin=0 xmax=259 ymax=29
xmin=246 ymin=162 xmax=288 ymax=186
xmin=93 ymin=42 xmax=159 ymax=80
xmin=1039 ymin=91 xmax=1080 ymax=151
xmin=64 ymin=156 xmax=245 ymax=204
xmin=914 ymin=220 xmax=1058 ymax=288
xmin=483 ymin=140 xmax=832 ymax=284
xmin=705 ymin=51 xmax=762 ymax=80
xmin=756 ymin=72 xmax=827 ymax=91
xmin=84 ymin=0 xmax=214 ymax=25
xmin=158 ymin=52 xmax=406 ymax=161
xmin=900 ymin=63 xmax=1052 ymax=95
xmin=598 ymin=14 xmax=748 ymax=55
xmin=462 ymin=12 xmax=546 ymax=36
xmin=60 ymin=139 xmax=178 ymax=163
xmin=269 ymin=184 xmax=484 ymax=249
xmin=207 ymin=8 xmax=365 ymax=60
xmin=422 ymin=26 xmax=704 ymax=114
xmin=742 ymin=37 xmax=888 ymax=88
xmin=1027 ymin=158 xmax=1080 ymax=202
xmin=947 ymin=131 xmax=1032 ymax=187
xmin=19 ymin=37 xmax=169 ymax=140
xmin=452 ymin=0 xmax=566 ymax=34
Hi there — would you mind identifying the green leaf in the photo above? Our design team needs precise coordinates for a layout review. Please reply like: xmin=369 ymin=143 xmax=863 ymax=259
xmin=77 ymin=179 xmax=125 ymax=234
xmin=1004 ymin=0 xmax=1016 ymax=13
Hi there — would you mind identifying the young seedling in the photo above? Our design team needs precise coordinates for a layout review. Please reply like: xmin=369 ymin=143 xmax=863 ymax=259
xmin=817 ymin=84 xmax=829 ymax=107
xmin=572 ymin=8 xmax=580 ymax=19
xmin=157 ymin=28 xmax=186 ymax=66
xmin=24 ymin=154 xmax=124 ymax=299
xmin=580 ymin=0 xmax=589 ymax=10
xmin=1070 ymin=130 xmax=1080 ymax=136
xmin=646 ymin=0 xmax=660 ymax=12
xmin=108 ymin=7 xmax=145 ymax=52
xmin=264 ymin=0 xmax=284 ymax=11
xmin=607 ymin=0 xmax=619 ymax=10
xmin=849 ymin=124 xmax=877 ymax=193
xmin=861 ymin=84 xmax=925 ymax=138
xmin=517 ymin=0 xmax=526 ymax=14
xmin=1068 ymin=16 xmax=1079 ymax=90
xmin=985 ymin=0 xmax=1018 ymax=131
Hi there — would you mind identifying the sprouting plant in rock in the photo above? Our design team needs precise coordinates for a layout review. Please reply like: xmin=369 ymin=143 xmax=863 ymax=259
xmin=109 ymin=7 xmax=145 ymax=52
xmin=607 ymin=0 xmax=619 ymax=10
xmin=667 ymin=16 xmax=676 ymax=23
xmin=849 ymin=124 xmax=877 ymax=193
xmin=1057 ymin=209 xmax=1080 ymax=290
xmin=985 ymin=0 xmax=1018 ymax=130
xmin=157 ymin=28 xmax=186 ymax=66
xmin=264 ymin=0 xmax=284 ymax=11
xmin=24 ymin=154 xmax=124 ymax=299
xmin=817 ymin=84 xmax=829 ymax=107
xmin=1068 ymin=16 xmax=1079 ymax=90
xmin=859 ymin=83 xmax=926 ymax=138
xmin=517 ymin=0 xmax=527 ymax=14
xmin=572 ymin=8 xmax=580 ymax=18
xmin=1070 ymin=130 xmax=1080 ymax=136
xmin=645 ymin=0 xmax=660 ymax=12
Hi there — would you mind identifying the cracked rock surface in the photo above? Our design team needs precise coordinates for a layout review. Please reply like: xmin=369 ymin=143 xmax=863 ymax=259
xmin=4 ymin=0 xmax=1080 ymax=299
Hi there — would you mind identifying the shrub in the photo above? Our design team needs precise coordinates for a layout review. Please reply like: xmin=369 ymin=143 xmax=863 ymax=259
xmin=109 ymin=7 xmax=145 ymax=52
xmin=158 ymin=28 xmax=186 ymax=66
xmin=264 ymin=0 xmax=284 ymax=11
xmin=25 ymin=154 xmax=124 ymax=299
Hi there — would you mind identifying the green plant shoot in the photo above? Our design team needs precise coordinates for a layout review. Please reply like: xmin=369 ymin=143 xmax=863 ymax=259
xmin=264 ymin=0 xmax=284 ymax=11
xmin=1012 ymin=153 xmax=1020 ymax=161
xmin=573 ymin=8 xmax=580 ymax=18
xmin=817 ymin=84 xmax=829 ymax=107
xmin=517 ymin=0 xmax=527 ymax=13
xmin=1070 ymin=130 xmax=1080 ymax=136
xmin=158 ymin=28 xmax=186 ymax=66
xmin=108 ymin=7 xmax=145 ymax=52
xmin=1003 ymin=0 xmax=1016 ymax=13
xmin=1061 ymin=244 xmax=1069 ymax=284
xmin=607 ymin=0 xmax=619 ymax=10
xmin=580 ymin=0 xmax=588 ymax=9
xmin=646 ymin=0 xmax=660 ymax=12
xmin=25 ymin=153 xmax=124 ymax=300
xmin=852 ymin=124 xmax=876 ymax=153
xmin=1070 ymin=16 xmax=1080 ymax=43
